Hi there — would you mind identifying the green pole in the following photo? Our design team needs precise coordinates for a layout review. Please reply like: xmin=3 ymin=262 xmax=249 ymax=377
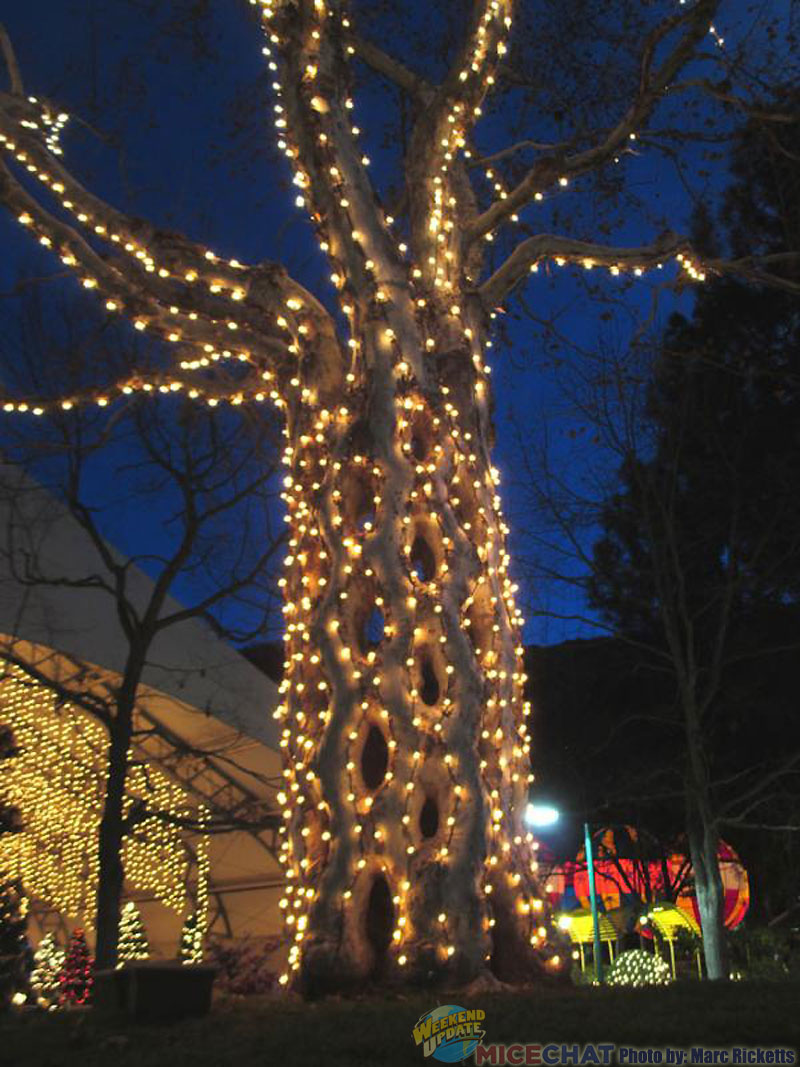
xmin=584 ymin=821 xmax=604 ymax=983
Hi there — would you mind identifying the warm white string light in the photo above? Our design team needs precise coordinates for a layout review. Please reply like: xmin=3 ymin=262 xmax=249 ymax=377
xmin=0 ymin=664 xmax=209 ymax=944
xmin=0 ymin=0 xmax=731 ymax=993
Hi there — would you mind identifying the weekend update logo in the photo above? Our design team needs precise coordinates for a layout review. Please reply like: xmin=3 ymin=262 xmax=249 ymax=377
xmin=411 ymin=1012 xmax=798 ymax=1067
xmin=413 ymin=1005 xmax=487 ymax=1062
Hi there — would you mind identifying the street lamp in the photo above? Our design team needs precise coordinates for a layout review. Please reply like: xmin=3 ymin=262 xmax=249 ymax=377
xmin=524 ymin=802 xmax=560 ymax=828
xmin=524 ymin=802 xmax=604 ymax=983
xmin=583 ymin=822 xmax=604 ymax=983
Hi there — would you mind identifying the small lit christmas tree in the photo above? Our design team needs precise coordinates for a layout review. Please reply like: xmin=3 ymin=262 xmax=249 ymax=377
xmin=116 ymin=902 xmax=149 ymax=968
xmin=59 ymin=929 xmax=93 ymax=1006
xmin=179 ymin=913 xmax=203 ymax=966
xmin=31 ymin=933 xmax=66 ymax=1008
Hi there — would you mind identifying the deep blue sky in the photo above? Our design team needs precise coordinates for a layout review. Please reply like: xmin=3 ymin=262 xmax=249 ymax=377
xmin=0 ymin=0 xmax=792 ymax=646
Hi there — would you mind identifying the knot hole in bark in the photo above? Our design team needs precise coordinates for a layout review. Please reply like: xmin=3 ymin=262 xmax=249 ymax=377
xmin=348 ymin=578 xmax=385 ymax=658
xmin=410 ymin=533 xmax=437 ymax=583
xmin=408 ymin=516 xmax=444 ymax=585
xmin=362 ymin=605 xmax=385 ymax=651
xmin=410 ymin=409 xmax=434 ymax=462
xmin=340 ymin=464 xmax=377 ymax=533
xmin=360 ymin=724 xmax=389 ymax=790
xmin=419 ymin=795 xmax=440 ymax=839
xmin=419 ymin=652 xmax=440 ymax=706
xmin=437 ymin=347 xmax=478 ymax=410
xmin=365 ymin=874 xmax=394 ymax=976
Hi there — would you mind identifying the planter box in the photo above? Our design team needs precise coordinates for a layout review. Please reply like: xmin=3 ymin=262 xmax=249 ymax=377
xmin=94 ymin=962 xmax=216 ymax=1023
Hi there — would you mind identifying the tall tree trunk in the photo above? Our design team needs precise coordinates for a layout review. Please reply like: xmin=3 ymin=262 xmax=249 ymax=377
xmin=277 ymin=297 xmax=566 ymax=995
xmin=94 ymin=709 xmax=132 ymax=970
xmin=264 ymin=0 xmax=564 ymax=995
xmin=686 ymin=794 xmax=728 ymax=981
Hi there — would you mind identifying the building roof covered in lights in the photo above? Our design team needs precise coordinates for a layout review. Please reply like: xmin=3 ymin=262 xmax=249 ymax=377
xmin=0 ymin=463 xmax=284 ymax=958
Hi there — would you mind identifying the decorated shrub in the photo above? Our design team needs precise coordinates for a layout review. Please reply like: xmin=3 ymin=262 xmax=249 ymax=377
xmin=606 ymin=948 xmax=671 ymax=987
xmin=207 ymin=938 xmax=280 ymax=996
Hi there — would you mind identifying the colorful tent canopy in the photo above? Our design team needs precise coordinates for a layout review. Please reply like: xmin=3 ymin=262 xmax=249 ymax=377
xmin=559 ymin=909 xmax=618 ymax=945
xmin=540 ymin=826 xmax=749 ymax=931
xmin=644 ymin=904 xmax=701 ymax=940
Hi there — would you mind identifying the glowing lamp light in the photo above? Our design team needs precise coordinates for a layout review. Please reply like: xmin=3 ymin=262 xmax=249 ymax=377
xmin=525 ymin=803 xmax=560 ymax=828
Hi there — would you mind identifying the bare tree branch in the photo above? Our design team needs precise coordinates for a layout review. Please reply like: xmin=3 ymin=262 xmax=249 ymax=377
xmin=0 ymin=643 xmax=113 ymax=728
xmin=478 ymin=231 xmax=688 ymax=307
xmin=405 ymin=0 xmax=511 ymax=278
xmin=465 ymin=0 xmax=720 ymax=245
xmin=0 ymin=87 xmax=344 ymax=394
xmin=351 ymin=35 xmax=429 ymax=100
xmin=667 ymin=78 xmax=800 ymax=123
xmin=0 ymin=24 xmax=23 ymax=96
xmin=479 ymin=231 xmax=800 ymax=307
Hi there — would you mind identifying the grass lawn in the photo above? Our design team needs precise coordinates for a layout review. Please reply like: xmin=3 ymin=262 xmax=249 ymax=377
xmin=2 ymin=982 xmax=798 ymax=1067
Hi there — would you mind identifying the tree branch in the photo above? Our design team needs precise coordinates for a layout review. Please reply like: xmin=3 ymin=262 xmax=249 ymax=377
xmin=468 ymin=137 xmax=576 ymax=168
xmin=268 ymin=0 xmax=405 ymax=341
xmin=0 ymin=24 xmax=22 ymax=96
xmin=666 ymin=78 xmax=800 ymax=124
xmin=406 ymin=0 xmax=512 ymax=275
xmin=479 ymin=230 xmax=800 ymax=307
xmin=0 ymin=643 xmax=113 ymax=729
xmin=126 ymin=802 xmax=280 ymax=836
xmin=703 ymin=251 xmax=800 ymax=296
xmin=465 ymin=0 xmax=720 ymax=245
xmin=478 ymin=231 xmax=688 ymax=307
xmin=154 ymin=532 xmax=286 ymax=631
xmin=721 ymin=821 xmax=800 ymax=832
xmin=0 ymin=86 xmax=344 ymax=395
xmin=0 ymin=363 xmax=287 ymax=415
xmin=351 ymin=35 xmax=429 ymax=100
xmin=720 ymin=750 xmax=800 ymax=820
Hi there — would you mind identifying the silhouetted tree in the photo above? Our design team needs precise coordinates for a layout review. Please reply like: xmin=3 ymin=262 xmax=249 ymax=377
xmin=590 ymin=98 xmax=800 ymax=979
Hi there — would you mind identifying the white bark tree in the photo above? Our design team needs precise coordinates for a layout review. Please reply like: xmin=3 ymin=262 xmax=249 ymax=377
xmin=0 ymin=0 xmax=796 ymax=993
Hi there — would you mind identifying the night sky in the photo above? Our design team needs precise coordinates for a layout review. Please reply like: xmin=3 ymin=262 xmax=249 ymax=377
xmin=0 ymin=0 xmax=792 ymax=646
